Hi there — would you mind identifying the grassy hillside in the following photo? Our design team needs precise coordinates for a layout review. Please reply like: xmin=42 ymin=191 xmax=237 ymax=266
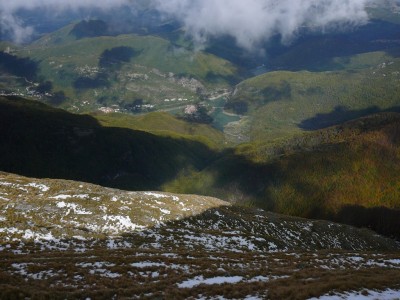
xmin=227 ymin=51 xmax=400 ymax=142
xmin=93 ymin=111 xmax=226 ymax=150
xmin=5 ymin=24 xmax=238 ymax=112
xmin=164 ymin=113 xmax=400 ymax=239
xmin=0 ymin=96 xmax=220 ymax=190
xmin=2 ymin=171 xmax=396 ymax=251
xmin=1 ymin=172 xmax=399 ymax=299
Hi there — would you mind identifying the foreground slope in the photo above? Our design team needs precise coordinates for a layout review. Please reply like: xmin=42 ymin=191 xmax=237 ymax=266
xmin=0 ymin=172 xmax=399 ymax=299
xmin=1 ymin=172 xmax=397 ymax=251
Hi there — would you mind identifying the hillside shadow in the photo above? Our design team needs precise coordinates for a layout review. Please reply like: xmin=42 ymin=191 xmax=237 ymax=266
xmin=73 ymin=74 xmax=110 ymax=90
xmin=261 ymin=81 xmax=292 ymax=104
xmin=0 ymin=96 xmax=218 ymax=191
xmin=205 ymin=35 xmax=260 ymax=70
xmin=268 ymin=20 xmax=400 ymax=71
xmin=73 ymin=46 xmax=140 ymax=91
xmin=99 ymin=46 xmax=140 ymax=70
xmin=209 ymin=20 xmax=400 ymax=73
xmin=205 ymin=72 xmax=241 ymax=86
xmin=299 ymin=105 xmax=400 ymax=130
xmin=335 ymin=205 xmax=400 ymax=240
xmin=0 ymin=52 xmax=39 ymax=81
xmin=70 ymin=20 xmax=109 ymax=39
xmin=195 ymin=148 xmax=400 ymax=241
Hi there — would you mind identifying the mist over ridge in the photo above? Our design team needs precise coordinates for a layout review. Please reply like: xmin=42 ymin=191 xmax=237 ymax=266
xmin=1 ymin=0 xmax=369 ymax=49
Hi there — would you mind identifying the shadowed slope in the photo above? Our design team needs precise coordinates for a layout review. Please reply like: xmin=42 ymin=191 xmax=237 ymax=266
xmin=0 ymin=96 xmax=218 ymax=190
xmin=165 ymin=113 xmax=400 ymax=239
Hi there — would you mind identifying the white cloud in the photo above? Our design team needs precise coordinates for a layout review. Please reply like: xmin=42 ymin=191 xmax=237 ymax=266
xmin=0 ymin=0 xmax=132 ymax=43
xmin=0 ymin=0 xmax=370 ymax=47
xmin=0 ymin=14 xmax=34 ymax=44
xmin=154 ymin=0 xmax=370 ymax=51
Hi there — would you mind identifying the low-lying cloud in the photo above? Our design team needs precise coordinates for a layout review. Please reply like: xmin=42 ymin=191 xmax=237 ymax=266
xmin=155 ymin=0 xmax=370 ymax=51
xmin=0 ymin=0 xmax=132 ymax=43
xmin=1 ymin=0 xmax=370 ymax=48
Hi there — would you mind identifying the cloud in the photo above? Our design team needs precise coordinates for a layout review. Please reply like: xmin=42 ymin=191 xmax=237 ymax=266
xmin=154 ymin=0 xmax=370 ymax=51
xmin=0 ymin=0 xmax=132 ymax=43
xmin=0 ymin=14 xmax=34 ymax=44
xmin=0 ymin=0 xmax=370 ymax=47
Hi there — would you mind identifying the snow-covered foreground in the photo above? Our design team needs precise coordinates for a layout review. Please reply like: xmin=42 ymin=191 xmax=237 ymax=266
xmin=0 ymin=172 xmax=398 ymax=254
xmin=2 ymin=248 xmax=400 ymax=299
xmin=1 ymin=172 xmax=400 ymax=299
xmin=309 ymin=289 xmax=400 ymax=300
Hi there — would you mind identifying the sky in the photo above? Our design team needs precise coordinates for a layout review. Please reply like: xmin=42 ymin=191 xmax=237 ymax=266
xmin=0 ymin=0 xmax=370 ymax=48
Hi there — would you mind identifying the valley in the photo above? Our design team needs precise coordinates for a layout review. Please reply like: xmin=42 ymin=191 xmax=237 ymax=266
xmin=1 ymin=1 xmax=400 ymax=299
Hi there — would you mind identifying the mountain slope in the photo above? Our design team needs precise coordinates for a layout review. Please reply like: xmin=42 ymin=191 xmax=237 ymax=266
xmin=164 ymin=113 xmax=400 ymax=239
xmin=0 ymin=171 xmax=399 ymax=299
xmin=5 ymin=23 xmax=238 ymax=112
xmin=227 ymin=51 xmax=400 ymax=142
xmin=0 ymin=96 xmax=219 ymax=190
xmin=1 ymin=171 xmax=397 ymax=252
xmin=93 ymin=111 xmax=226 ymax=149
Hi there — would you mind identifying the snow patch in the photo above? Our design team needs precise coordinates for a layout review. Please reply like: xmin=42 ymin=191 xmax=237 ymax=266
xmin=101 ymin=215 xmax=146 ymax=233
xmin=50 ymin=194 xmax=72 ymax=200
xmin=131 ymin=262 xmax=166 ymax=268
xmin=56 ymin=202 xmax=92 ymax=215
xmin=178 ymin=275 xmax=243 ymax=288
xmin=160 ymin=208 xmax=171 ymax=215
xmin=26 ymin=183 xmax=50 ymax=192
xmin=309 ymin=289 xmax=400 ymax=300
xmin=144 ymin=192 xmax=167 ymax=199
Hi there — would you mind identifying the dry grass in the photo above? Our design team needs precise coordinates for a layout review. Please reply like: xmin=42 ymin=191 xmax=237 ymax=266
xmin=1 ymin=248 xmax=400 ymax=299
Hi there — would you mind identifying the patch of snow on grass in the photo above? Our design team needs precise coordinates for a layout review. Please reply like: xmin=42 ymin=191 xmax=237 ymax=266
xmin=348 ymin=256 xmax=364 ymax=262
xmin=102 ymin=215 xmax=146 ymax=233
xmin=131 ymin=262 xmax=166 ymax=268
xmin=50 ymin=194 xmax=72 ymax=200
xmin=74 ymin=194 xmax=89 ymax=199
xmin=243 ymin=296 xmax=264 ymax=300
xmin=268 ymin=242 xmax=278 ymax=251
xmin=29 ymin=270 xmax=59 ymax=280
xmin=308 ymin=289 xmax=400 ymax=300
xmin=77 ymin=262 xmax=115 ymax=268
xmin=11 ymin=263 xmax=29 ymax=276
xmin=100 ymin=271 xmax=121 ymax=278
xmin=56 ymin=202 xmax=92 ymax=215
xmin=160 ymin=208 xmax=171 ymax=215
xmin=178 ymin=275 xmax=243 ymax=288
xmin=22 ymin=230 xmax=57 ymax=242
xmin=26 ymin=183 xmax=50 ymax=192
xmin=144 ymin=192 xmax=167 ymax=199
xmin=385 ymin=259 xmax=400 ymax=265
